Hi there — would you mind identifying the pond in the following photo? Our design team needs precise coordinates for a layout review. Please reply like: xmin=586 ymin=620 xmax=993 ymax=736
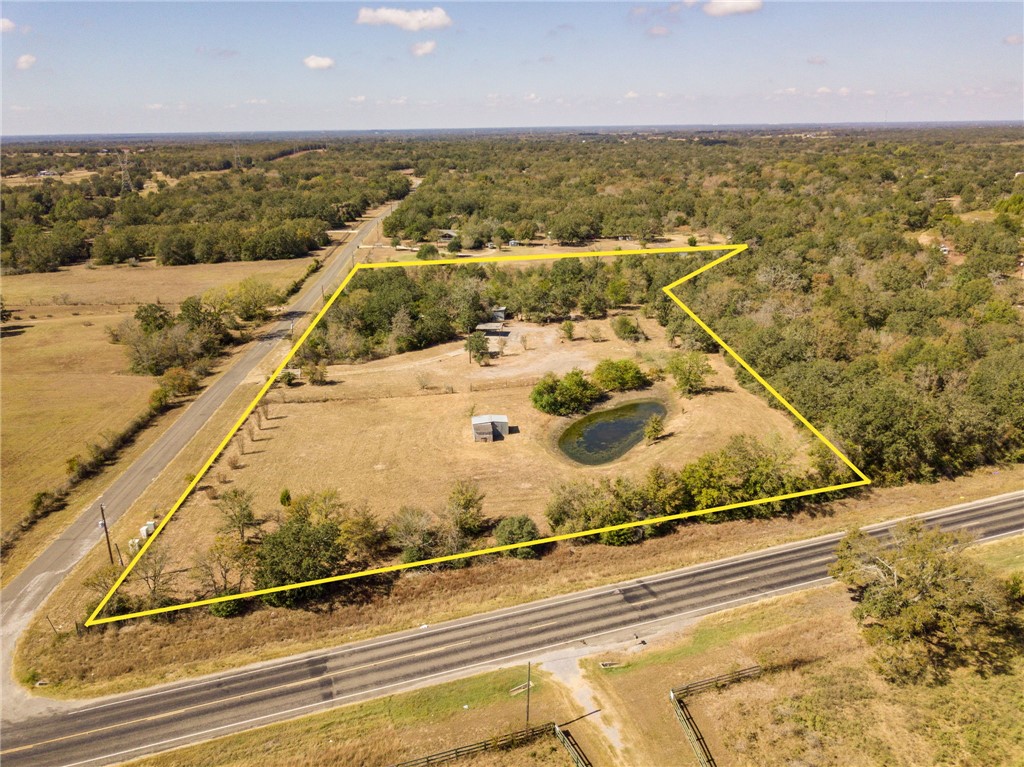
xmin=558 ymin=400 xmax=667 ymax=466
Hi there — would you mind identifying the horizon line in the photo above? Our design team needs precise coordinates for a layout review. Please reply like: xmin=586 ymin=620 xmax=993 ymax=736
xmin=4 ymin=119 xmax=1022 ymax=143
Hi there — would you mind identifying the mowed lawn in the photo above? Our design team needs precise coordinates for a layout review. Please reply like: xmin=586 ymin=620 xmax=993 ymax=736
xmin=1 ymin=257 xmax=318 ymax=532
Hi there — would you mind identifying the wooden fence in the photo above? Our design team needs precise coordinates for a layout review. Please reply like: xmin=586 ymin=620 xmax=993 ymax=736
xmin=554 ymin=724 xmax=594 ymax=767
xmin=669 ymin=666 xmax=763 ymax=767
xmin=388 ymin=722 xmax=556 ymax=767
xmin=669 ymin=692 xmax=716 ymax=767
xmin=671 ymin=665 xmax=763 ymax=699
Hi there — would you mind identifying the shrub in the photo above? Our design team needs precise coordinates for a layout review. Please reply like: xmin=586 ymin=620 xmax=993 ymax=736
xmin=611 ymin=315 xmax=645 ymax=342
xmin=666 ymin=351 xmax=713 ymax=396
xmin=530 ymin=369 xmax=603 ymax=416
xmin=495 ymin=515 xmax=541 ymax=558
xmin=591 ymin=359 xmax=651 ymax=391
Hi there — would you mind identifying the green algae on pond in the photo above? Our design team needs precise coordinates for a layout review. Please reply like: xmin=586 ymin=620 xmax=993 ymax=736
xmin=558 ymin=400 xmax=667 ymax=466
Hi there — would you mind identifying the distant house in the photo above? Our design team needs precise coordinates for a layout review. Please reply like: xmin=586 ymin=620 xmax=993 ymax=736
xmin=472 ymin=414 xmax=510 ymax=442
xmin=436 ymin=229 xmax=457 ymax=242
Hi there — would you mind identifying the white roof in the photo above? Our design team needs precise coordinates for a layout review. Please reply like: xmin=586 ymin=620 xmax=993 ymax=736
xmin=471 ymin=414 xmax=509 ymax=425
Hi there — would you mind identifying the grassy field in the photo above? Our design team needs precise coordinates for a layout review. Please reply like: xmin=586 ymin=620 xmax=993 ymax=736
xmin=15 ymin=461 xmax=1022 ymax=699
xmin=123 ymin=666 xmax=580 ymax=767
xmin=148 ymin=312 xmax=814 ymax=583
xmin=580 ymin=535 xmax=1024 ymax=767
xmin=0 ymin=258 xmax=318 ymax=550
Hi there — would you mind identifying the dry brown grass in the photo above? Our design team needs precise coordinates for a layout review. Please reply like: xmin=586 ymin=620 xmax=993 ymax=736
xmin=1 ymin=258 xmax=314 ymax=578
xmin=123 ymin=666 xmax=579 ymax=767
xmin=15 ymin=461 xmax=1022 ymax=699
xmin=582 ymin=537 xmax=1024 ymax=766
xmin=155 ymin=317 xmax=811 ymax=580
xmin=1 ymin=170 xmax=98 ymax=187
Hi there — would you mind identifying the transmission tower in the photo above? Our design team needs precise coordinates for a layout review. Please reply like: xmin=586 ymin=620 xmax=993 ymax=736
xmin=117 ymin=150 xmax=133 ymax=194
xmin=233 ymin=142 xmax=242 ymax=170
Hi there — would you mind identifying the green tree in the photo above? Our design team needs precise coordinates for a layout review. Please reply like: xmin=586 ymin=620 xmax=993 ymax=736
xmin=230 ymin=277 xmax=280 ymax=322
xmin=446 ymin=236 xmax=462 ymax=254
xmin=830 ymin=521 xmax=1022 ymax=684
xmin=591 ymin=358 xmax=651 ymax=391
xmin=495 ymin=515 xmax=541 ymax=558
xmin=644 ymin=414 xmax=665 ymax=444
xmin=134 ymin=303 xmax=173 ymax=334
xmin=445 ymin=479 xmax=486 ymax=537
xmin=216 ymin=488 xmax=263 ymax=543
xmin=530 ymin=369 xmax=603 ymax=416
xmin=560 ymin=320 xmax=575 ymax=342
xmin=666 ymin=351 xmax=712 ymax=397
xmin=465 ymin=331 xmax=490 ymax=365
xmin=610 ymin=315 xmax=645 ymax=342
xmin=417 ymin=243 xmax=440 ymax=260
xmin=255 ymin=515 xmax=349 ymax=607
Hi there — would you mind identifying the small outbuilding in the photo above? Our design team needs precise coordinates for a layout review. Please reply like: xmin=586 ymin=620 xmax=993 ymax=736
xmin=472 ymin=414 xmax=510 ymax=442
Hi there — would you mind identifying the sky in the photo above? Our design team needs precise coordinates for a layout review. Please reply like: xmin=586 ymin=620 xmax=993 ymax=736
xmin=1 ymin=1 xmax=1021 ymax=136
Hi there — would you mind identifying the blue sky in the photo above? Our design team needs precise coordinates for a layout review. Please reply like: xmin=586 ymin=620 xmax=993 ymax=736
xmin=2 ymin=1 xmax=1021 ymax=135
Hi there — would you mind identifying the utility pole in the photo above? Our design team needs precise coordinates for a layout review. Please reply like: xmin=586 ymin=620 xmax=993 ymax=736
xmin=99 ymin=503 xmax=114 ymax=565
xmin=525 ymin=662 xmax=531 ymax=724
xmin=117 ymin=150 xmax=132 ymax=195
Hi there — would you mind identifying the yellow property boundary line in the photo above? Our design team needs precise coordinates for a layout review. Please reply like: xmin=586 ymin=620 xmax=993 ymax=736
xmin=87 ymin=244 xmax=870 ymax=625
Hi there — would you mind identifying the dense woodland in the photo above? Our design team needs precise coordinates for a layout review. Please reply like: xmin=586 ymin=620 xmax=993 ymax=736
xmin=1 ymin=143 xmax=411 ymax=272
xmin=373 ymin=128 xmax=1024 ymax=489
xmin=5 ymin=128 xmax=1023 ymax=621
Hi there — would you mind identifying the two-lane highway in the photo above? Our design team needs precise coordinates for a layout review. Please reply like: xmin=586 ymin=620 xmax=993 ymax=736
xmin=3 ymin=491 xmax=1020 ymax=767
xmin=0 ymin=201 xmax=397 ymax=719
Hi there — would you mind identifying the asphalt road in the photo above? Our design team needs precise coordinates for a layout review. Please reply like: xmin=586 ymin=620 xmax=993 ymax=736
xmin=3 ymin=491 xmax=1020 ymax=767
xmin=0 ymin=203 xmax=394 ymax=717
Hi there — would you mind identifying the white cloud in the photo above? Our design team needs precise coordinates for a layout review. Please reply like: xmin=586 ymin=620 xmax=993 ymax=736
xmin=389 ymin=96 xmax=408 ymax=106
xmin=807 ymin=55 xmax=827 ymax=66
xmin=349 ymin=95 xmax=367 ymax=103
xmin=244 ymin=98 xmax=269 ymax=105
xmin=774 ymin=87 xmax=799 ymax=96
xmin=1 ymin=18 xmax=16 ymax=33
xmin=524 ymin=92 xmax=541 ymax=104
xmin=411 ymin=40 xmax=437 ymax=57
xmin=10 ymin=104 xmax=32 ymax=112
xmin=356 ymin=6 xmax=452 ymax=32
xmin=1004 ymin=34 xmax=1023 ymax=45
xmin=702 ymin=0 xmax=763 ymax=17
xmin=624 ymin=90 xmax=640 ymax=99
xmin=303 ymin=54 xmax=335 ymax=70
xmin=863 ymin=89 xmax=877 ymax=97
xmin=16 ymin=53 xmax=36 ymax=70
xmin=816 ymin=86 xmax=832 ymax=95
xmin=145 ymin=103 xmax=167 ymax=111
xmin=647 ymin=25 xmax=670 ymax=37
xmin=837 ymin=86 xmax=851 ymax=97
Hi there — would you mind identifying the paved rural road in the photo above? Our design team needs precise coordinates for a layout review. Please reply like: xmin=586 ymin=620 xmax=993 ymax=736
xmin=0 ymin=203 xmax=395 ymax=719
xmin=3 ymin=491 xmax=1021 ymax=767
